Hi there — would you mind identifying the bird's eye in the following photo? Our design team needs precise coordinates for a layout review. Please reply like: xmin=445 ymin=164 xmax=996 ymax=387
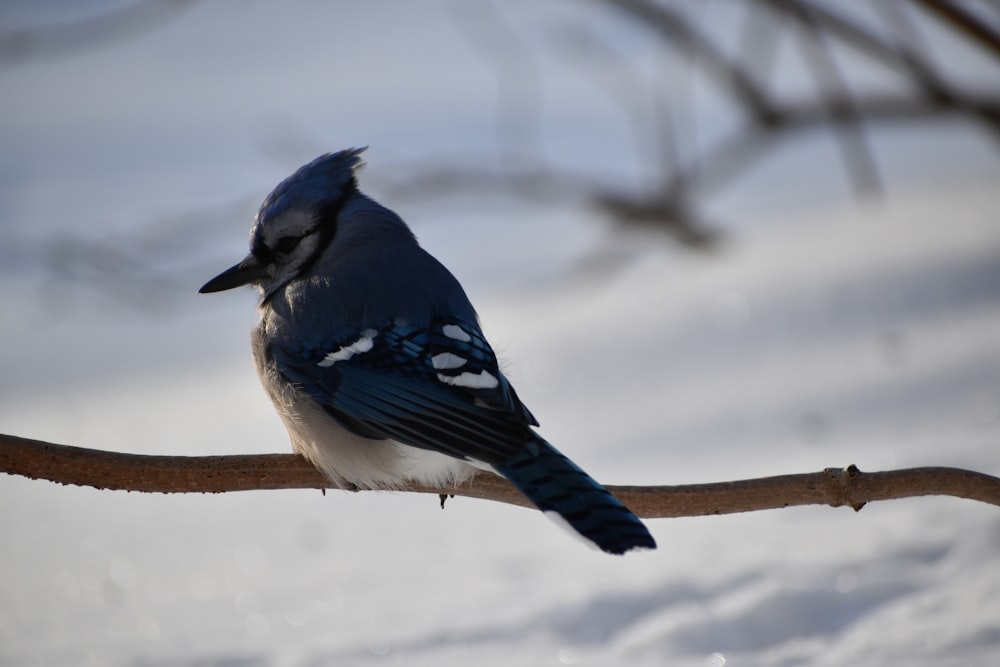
xmin=276 ymin=236 xmax=301 ymax=254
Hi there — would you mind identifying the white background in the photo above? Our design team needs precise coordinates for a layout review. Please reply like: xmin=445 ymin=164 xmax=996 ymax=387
xmin=2 ymin=3 xmax=999 ymax=665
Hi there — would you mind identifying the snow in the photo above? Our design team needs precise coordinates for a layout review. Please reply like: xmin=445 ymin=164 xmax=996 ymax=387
xmin=1 ymin=2 xmax=999 ymax=666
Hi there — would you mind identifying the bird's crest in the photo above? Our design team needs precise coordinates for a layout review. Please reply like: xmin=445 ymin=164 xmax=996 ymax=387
xmin=254 ymin=147 xmax=368 ymax=231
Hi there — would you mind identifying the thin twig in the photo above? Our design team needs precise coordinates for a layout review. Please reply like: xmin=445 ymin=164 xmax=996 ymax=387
xmin=915 ymin=0 xmax=1000 ymax=62
xmin=2 ymin=434 xmax=998 ymax=519
xmin=791 ymin=2 xmax=883 ymax=197
xmin=600 ymin=0 xmax=777 ymax=120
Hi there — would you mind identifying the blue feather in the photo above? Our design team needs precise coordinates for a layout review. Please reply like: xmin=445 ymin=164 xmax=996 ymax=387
xmin=270 ymin=316 xmax=656 ymax=554
xmin=498 ymin=438 xmax=656 ymax=554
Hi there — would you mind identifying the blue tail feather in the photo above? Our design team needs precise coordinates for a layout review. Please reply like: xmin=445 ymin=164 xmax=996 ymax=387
xmin=496 ymin=437 xmax=656 ymax=555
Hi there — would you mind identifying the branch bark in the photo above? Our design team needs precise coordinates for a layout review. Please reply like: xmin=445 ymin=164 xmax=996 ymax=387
xmin=2 ymin=433 xmax=998 ymax=518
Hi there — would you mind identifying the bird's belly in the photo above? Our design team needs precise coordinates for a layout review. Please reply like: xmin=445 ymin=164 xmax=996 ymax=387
xmin=283 ymin=402 xmax=476 ymax=490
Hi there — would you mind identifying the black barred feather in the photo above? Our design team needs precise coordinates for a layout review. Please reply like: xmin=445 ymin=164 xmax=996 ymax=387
xmin=498 ymin=438 xmax=656 ymax=555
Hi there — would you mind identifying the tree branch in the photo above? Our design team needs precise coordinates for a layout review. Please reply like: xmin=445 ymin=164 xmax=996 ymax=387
xmin=2 ymin=433 xmax=998 ymax=518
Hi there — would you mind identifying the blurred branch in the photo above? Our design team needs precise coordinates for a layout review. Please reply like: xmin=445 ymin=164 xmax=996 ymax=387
xmin=398 ymin=0 xmax=1000 ymax=256
xmin=600 ymin=0 xmax=776 ymax=119
xmin=790 ymin=2 xmax=883 ymax=198
xmin=914 ymin=0 xmax=1000 ymax=61
xmin=767 ymin=0 xmax=1000 ymax=134
xmin=4 ymin=433 xmax=999 ymax=519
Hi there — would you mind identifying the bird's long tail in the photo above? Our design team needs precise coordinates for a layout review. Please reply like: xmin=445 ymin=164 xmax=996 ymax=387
xmin=496 ymin=437 xmax=656 ymax=555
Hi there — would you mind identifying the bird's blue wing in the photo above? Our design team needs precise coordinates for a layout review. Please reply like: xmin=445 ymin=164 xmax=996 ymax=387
xmin=269 ymin=318 xmax=538 ymax=465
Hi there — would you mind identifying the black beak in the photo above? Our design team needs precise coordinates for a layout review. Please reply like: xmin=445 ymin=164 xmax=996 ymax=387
xmin=199 ymin=254 xmax=269 ymax=293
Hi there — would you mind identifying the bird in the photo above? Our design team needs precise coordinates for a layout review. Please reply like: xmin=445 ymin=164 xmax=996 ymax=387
xmin=199 ymin=147 xmax=656 ymax=555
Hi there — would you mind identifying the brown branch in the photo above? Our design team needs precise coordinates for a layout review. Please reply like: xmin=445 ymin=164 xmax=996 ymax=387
xmin=2 ymin=433 xmax=999 ymax=518
xmin=915 ymin=0 xmax=1000 ymax=62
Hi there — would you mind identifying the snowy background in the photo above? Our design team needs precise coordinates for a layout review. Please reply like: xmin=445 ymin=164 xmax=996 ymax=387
xmin=2 ymin=2 xmax=999 ymax=666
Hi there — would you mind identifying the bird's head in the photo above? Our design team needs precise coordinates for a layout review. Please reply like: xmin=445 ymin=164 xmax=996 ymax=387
xmin=199 ymin=147 xmax=367 ymax=299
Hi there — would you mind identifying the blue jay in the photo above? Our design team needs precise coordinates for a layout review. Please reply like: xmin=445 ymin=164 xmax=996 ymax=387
xmin=200 ymin=148 xmax=655 ymax=554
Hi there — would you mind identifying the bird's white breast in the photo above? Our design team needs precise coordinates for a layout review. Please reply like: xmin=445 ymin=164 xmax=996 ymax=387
xmin=263 ymin=362 xmax=476 ymax=490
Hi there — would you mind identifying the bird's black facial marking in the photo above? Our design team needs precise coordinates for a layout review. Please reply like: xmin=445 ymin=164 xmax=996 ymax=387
xmin=302 ymin=182 xmax=354 ymax=259
xmin=288 ymin=200 xmax=341 ymax=277
xmin=251 ymin=175 xmax=356 ymax=288
xmin=250 ymin=232 xmax=307 ymax=266
xmin=251 ymin=234 xmax=273 ymax=264
xmin=276 ymin=235 xmax=301 ymax=254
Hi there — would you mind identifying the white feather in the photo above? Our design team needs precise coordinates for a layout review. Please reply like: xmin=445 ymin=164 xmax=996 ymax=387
xmin=437 ymin=370 xmax=499 ymax=389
